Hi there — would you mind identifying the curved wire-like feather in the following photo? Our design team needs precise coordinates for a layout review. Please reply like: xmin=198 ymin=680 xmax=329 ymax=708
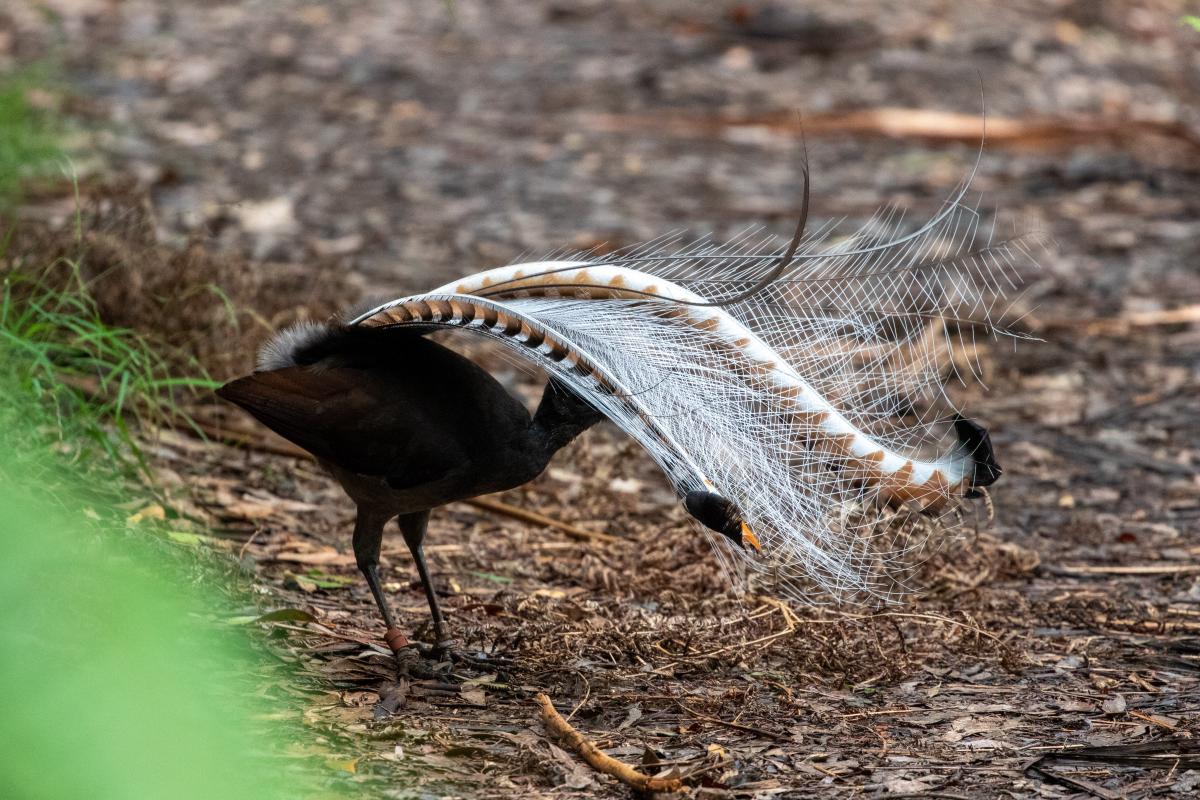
xmin=351 ymin=186 xmax=1037 ymax=601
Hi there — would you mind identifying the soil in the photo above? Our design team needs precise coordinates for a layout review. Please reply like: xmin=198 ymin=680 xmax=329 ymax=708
xmin=6 ymin=1 xmax=1200 ymax=797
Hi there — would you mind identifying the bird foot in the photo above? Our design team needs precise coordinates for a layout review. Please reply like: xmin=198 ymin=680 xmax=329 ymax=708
xmin=383 ymin=627 xmax=510 ymax=678
xmin=390 ymin=647 xmax=447 ymax=681
xmin=414 ymin=639 xmax=514 ymax=670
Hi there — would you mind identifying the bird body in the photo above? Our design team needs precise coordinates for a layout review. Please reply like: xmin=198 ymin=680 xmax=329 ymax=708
xmin=218 ymin=327 xmax=602 ymax=651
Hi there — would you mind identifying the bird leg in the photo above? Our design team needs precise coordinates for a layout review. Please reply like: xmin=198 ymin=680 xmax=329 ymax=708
xmin=396 ymin=510 xmax=450 ymax=650
xmin=352 ymin=508 xmax=409 ymax=656
xmin=397 ymin=511 xmax=513 ymax=671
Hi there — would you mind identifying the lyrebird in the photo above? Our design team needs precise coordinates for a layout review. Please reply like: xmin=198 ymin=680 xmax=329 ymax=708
xmin=220 ymin=169 xmax=1019 ymax=671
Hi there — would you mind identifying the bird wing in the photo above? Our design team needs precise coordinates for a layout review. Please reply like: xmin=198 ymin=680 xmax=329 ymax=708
xmin=216 ymin=367 xmax=462 ymax=483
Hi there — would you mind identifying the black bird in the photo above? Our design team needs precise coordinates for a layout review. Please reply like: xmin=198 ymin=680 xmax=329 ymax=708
xmin=217 ymin=323 xmax=605 ymax=663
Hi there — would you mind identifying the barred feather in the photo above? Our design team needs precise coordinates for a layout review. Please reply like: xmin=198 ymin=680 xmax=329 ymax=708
xmin=351 ymin=181 xmax=1038 ymax=602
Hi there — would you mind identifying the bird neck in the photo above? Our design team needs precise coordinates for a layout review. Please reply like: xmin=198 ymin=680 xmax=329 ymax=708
xmin=529 ymin=407 xmax=596 ymax=457
xmin=528 ymin=381 xmax=603 ymax=458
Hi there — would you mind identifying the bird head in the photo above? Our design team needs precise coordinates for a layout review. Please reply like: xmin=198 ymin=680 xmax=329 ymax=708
xmin=683 ymin=490 xmax=761 ymax=553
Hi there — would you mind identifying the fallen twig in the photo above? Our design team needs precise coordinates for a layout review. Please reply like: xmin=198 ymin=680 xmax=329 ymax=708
xmin=535 ymin=692 xmax=684 ymax=793
xmin=462 ymin=496 xmax=620 ymax=544
xmin=675 ymin=700 xmax=790 ymax=742
xmin=1047 ymin=563 xmax=1200 ymax=577
xmin=1039 ymin=303 xmax=1200 ymax=336
xmin=581 ymin=108 xmax=1200 ymax=153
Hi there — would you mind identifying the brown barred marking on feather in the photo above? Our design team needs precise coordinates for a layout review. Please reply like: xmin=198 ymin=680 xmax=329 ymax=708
xmin=361 ymin=307 xmax=396 ymax=327
xmin=918 ymin=470 xmax=951 ymax=510
xmin=658 ymin=306 xmax=688 ymax=320
xmin=542 ymin=335 xmax=569 ymax=360
xmin=893 ymin=478 xmax=948 ymax=511
xmin=405 ymin=300 xmax=431 ymax=320
xmin=525 ymin=328 xmax=546 ymax=349
xmin=428 ymin=300 xmax=453 ymax=320
xmin=449 ymin=300 xmax=474 ymax=324
xmin=883 ymin=462 xmax=915 ymax=503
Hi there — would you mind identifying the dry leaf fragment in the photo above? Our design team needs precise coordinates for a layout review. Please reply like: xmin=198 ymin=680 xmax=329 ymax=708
xmin=126 ymin=504 xmax=165 ymax=525
xmin=1102 ymin=694 xmax=1127 ymax=714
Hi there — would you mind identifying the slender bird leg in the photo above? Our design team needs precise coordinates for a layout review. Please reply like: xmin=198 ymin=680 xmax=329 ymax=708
xmin=397 ymin=510 xmax=513 ymax=671
xmin=396 ymin=510 xmax=449 ymax=649
xmin=352 ymin=508 xmax=410 ymax=658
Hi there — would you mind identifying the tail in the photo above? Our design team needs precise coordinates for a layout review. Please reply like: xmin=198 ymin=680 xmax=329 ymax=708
xmin=346 ymin=187 xmax=1034 ymax=600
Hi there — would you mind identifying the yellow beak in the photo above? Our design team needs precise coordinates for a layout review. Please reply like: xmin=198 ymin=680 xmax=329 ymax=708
xmin=740 ymin=522 xmax=762 ymax=553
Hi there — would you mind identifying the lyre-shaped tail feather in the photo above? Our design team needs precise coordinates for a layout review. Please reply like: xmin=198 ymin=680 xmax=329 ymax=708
xmin=351 ymin=189 xmax=1036 ymax=600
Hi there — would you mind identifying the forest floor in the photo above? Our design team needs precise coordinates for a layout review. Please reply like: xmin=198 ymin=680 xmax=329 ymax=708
xmin=7 ymin=1 xmax=1200 ymax=797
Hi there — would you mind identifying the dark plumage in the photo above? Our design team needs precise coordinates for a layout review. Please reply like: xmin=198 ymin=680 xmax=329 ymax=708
xmin=217 ymin=324 xmax=603 ymax=660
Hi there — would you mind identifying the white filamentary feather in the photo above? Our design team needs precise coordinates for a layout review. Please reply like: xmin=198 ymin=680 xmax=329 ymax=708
xmin=350 ymin=178 xmax=1039 ymax=602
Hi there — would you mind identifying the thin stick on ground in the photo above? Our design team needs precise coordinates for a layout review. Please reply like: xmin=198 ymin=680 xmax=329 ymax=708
xmin=464 ymin=496 xmax=620 ymax=544
xmin=535 ymin=692 xmax=684 ymax=793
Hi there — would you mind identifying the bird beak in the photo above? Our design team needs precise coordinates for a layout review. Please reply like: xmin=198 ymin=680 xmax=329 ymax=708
xmin=740 ymin=522 xmax=762 ymax=553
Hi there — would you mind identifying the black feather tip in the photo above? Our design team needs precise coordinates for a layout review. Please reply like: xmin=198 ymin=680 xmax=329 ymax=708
xmin=953 ymin=414 xmax=1001 ymax=496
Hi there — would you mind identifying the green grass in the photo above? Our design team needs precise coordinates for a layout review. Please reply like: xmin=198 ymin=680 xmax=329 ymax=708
xmin=0 ymin=64 xmax=218 ymax=485
xmin=0 ymin=248 xmax=218 ymax=485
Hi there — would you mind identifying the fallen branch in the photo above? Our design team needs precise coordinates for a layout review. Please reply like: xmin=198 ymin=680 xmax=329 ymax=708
xmin=535 ymin=692 xmax=683 ymax=793
xmin=581 ymin=108 xmax=1200 ymax=153
xmin=463 ymin=496 xmax=620 ymax=544
xmin=1048 ymin=563 xmax=1200 ymax=577
xmin=1039 ymin=303 xmax=1200 ymax=336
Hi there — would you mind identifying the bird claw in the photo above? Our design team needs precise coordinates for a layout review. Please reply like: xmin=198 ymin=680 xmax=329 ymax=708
xmin=408 ymin=639 xmax=513 ymax=670
xmin=383 ymin=626 xmax=512 ymax=677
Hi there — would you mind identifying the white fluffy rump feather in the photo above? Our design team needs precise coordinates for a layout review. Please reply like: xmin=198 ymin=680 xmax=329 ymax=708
xmin=352 ymin=179 xmax=1039 ymax=603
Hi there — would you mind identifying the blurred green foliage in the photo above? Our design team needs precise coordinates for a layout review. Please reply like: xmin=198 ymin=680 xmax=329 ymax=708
xmin=0 ymin=67 xmax=340 ymax=797
xmin=0 ymin=64 xmax=65 ymax=205
xmin=0 ymin=467 xmax=292 ymax=799
xmin=0 ymin=309 xmax=351 ymax=798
